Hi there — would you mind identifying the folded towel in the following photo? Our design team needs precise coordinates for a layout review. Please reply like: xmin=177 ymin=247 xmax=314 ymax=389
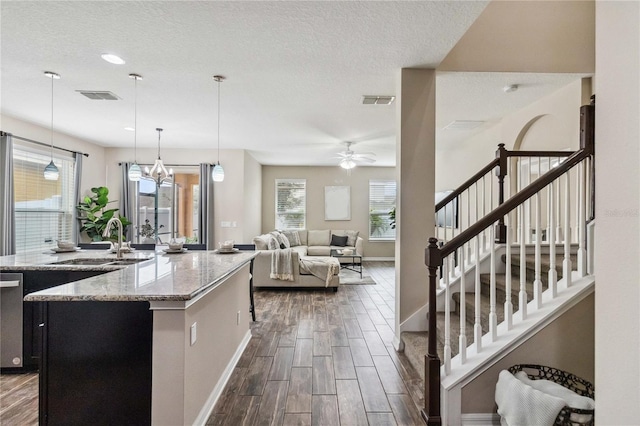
xmin=270 ymin=248 xmax=294 ymax=281
xmin=495 ymin=370 xmax=566 ymax=426
xmin=299 ymin=258 xmax=339 ymax=287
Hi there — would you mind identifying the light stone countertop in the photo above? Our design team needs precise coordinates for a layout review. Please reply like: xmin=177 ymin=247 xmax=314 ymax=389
xmin=1 ymin=248 xmax=257 ymax=302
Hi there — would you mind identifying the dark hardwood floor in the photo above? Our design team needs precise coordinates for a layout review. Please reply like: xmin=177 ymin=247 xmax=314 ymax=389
xmin=207 ymin=261 xmax=425 ymax=426
xmin=0 ymin=261 xmax=425 ymax=426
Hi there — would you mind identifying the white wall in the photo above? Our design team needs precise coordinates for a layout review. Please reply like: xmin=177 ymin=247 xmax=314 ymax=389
xmin=103 ymin=147 xmax=259 ymax=246
xmin=242 ymin=151 xmax=262 ymax=243
xmin=261 ymin=165 xmax=396 ymax=259
xmin=1 ymin=114 xmax=107 ymax=192
xmin=435 ymin=78 xmax=587 ymax=193
xmin=594 ymin=2 xmax=640 ymax=423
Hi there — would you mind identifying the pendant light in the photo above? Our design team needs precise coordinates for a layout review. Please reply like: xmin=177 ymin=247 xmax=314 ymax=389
xmin=144 ymin=128 xmax=172 ymax=184
xmin=128 ymin=73 xmax=143 ymax=181
xmin=43 ymin=71 xmax=60 ymax=180
xmin=212 ymin=75 xmax=225 ymax=182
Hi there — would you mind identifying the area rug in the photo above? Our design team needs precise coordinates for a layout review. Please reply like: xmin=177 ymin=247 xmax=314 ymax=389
xmin=339 ymin=269 xmax=376 ymax=285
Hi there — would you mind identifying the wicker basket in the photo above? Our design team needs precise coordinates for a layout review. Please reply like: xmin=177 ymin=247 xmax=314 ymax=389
xmin=507 ymin=364 xmax=595 ymax=426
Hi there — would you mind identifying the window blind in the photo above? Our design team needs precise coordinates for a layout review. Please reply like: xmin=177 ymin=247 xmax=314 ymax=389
xmin=275 ymin=179 xmax=306 ymax=230
xmin=13 ymin=143 xmax=76 ymax=253
xmin=369 ymin=180 xmax=396 ymax=240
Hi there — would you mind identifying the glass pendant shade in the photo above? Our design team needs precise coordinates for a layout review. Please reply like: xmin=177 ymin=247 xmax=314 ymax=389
xmin=212 ymin=163 xmax=225 ymax=182
xmin=44 ymin=160 xmax=59 ymax=180
xmin=128 ymin=162 xmax=142 ymax=181
xmin=340 ymin=159 xmax=356 ymax=170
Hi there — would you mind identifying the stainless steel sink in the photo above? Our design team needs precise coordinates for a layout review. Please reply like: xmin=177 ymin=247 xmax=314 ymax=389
xmin=48 ymin=258 xmax=147 ymax=266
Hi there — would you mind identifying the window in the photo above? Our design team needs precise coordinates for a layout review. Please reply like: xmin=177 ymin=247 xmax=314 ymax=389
xmin=369 ymin=180 xmax=396 ymax=240
xmin=275 ymin=179 xmax=306 ymax=229
xmin=13 ymin=143 xmax=76 ymax=253
xmin=133 ymin=166 xmax=200 ymax=243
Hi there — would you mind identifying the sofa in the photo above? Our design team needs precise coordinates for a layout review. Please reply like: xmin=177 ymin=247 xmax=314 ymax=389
xmin=252 ymin=229 xmax=364 ymax=290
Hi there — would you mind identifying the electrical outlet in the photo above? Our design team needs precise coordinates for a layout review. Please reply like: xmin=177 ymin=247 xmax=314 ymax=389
xmin=190 ymin=322 xmax=197 ymax=346
xmin=237 ymin=311 xmax=240 ymax=325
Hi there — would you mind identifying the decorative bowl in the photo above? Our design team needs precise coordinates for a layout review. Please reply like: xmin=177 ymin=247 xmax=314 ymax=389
xmin=57 ymin=240 xmax=75 ymax=249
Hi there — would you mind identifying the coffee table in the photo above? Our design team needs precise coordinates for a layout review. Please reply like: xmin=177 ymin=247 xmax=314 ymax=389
xmin=330 ymin=249 xmax=363 ymax=278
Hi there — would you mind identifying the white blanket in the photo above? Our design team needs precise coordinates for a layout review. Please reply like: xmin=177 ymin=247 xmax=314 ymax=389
xmin=270 ymin=249 xmax=294 ymax=281
xmin=495 ymin=370 xmax=566 ymax=426
xmin=299 ymin=258 xmax=339 ymax=287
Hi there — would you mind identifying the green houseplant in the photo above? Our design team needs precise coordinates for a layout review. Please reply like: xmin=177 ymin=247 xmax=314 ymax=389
xmin=76 ymin=186 xmax=131 ymax=241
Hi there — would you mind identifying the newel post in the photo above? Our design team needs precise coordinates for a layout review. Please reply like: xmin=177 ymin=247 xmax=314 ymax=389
xmin=421 ymin=237 xmax=442 ymax=426
xmin=495 ymin=143 xmax=508 ymax=243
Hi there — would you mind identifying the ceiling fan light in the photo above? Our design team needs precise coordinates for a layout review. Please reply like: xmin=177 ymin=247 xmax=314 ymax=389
xmin=128 ymin=162 xmax=142 ymax=181
xmin=44 ymin=160 xmax=59 ymax=180
xmin=212 ymin=163 xmax=225 ymax=182
xmin=340 ymin=159 xmax=356 ymax=170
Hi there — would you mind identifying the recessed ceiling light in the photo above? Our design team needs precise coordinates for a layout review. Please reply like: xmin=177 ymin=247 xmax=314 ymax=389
xmin=101 ymin=53 xmax=125 ymax=65
xmin=124 ymin=127 xmax=135 ymax=131
xmin=503 ymin=84 xmax=519 ymax=93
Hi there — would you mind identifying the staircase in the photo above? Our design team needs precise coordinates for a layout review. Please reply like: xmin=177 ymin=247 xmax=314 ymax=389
xmin=409 ymin=101 xmax=595 ymax=425
xmin=401 ymin=250 xmax=576 ymax=382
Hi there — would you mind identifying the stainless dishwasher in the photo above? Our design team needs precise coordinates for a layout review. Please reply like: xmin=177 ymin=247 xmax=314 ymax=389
xmin=1 ymin=273 xmax=24 ymax=368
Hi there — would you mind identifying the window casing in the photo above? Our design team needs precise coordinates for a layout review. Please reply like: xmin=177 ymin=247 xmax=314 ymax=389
xmin=369 ymin=180 xmax=396 ymax=240
xmin=13 ymin=144 xmax=76 ymax=253
xmin=133 ymin=166 xmax=200 ymax=243
xmin=275 ymin=179 xmax=306 ymax=230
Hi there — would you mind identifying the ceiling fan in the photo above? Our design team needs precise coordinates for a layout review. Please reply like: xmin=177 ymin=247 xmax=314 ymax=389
xmin=335 ymin=142 xmax=376 ymax=169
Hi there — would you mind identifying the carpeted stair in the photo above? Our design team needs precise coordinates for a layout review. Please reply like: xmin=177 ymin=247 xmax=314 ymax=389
xmin=401 ymin=251 xmax=576 ymax=381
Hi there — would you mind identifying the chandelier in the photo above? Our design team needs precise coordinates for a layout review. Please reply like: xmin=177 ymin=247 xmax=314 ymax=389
xmin=144 ymin=128 xmax=173 ymax=184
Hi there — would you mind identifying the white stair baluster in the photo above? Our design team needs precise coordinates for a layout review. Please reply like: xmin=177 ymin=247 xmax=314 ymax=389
xmin=519 ymin=204 xmax=528 ymax=320
xmin=459 ymin=247 xmax=467 ymax=364
xmin=443 ymin=258 xmax=451 ymax=375
xmin=467 ymin=190 xmax=472 ymax=265
xmin=474 ymin=235 xmax=482 ymax=352
xmin=577 ymin=161 xmax=587 ymax=276
xmin=546 ymin=158 xmax=552 ymax=241
xmin=548 ymin=180 xmax=558 ymax=298
xmin=534 ymin=192 xmax=542 ymax=310
xmin=504 ymin=213 xmax=513 ymax=330
xmin=563 ymin=172 xmax=573 ymax=288
xmin=556 ymin=164 xmax=563 ymax=242
xmin=489 ymin=225 xmax=497 ymax=341
xmin=482 ymin=176 xmax=487 ymax=250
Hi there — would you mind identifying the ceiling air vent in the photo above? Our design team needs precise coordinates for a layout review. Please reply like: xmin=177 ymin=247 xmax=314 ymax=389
xmin=362 ymin=95 xmax=395 ymax=105
xmin=76 ymin=90 xmax=120 ymax=100
xmin=443 ymin=120 xmax=485 ymax=130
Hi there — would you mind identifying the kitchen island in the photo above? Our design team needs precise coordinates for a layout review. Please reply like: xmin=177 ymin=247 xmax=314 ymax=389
xmin=3 ymin=248 xmax=256 ymax=425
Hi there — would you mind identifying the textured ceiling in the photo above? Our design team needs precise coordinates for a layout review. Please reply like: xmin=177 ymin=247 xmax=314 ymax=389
xmin=0 ymin=1 xmax=588 ymax=167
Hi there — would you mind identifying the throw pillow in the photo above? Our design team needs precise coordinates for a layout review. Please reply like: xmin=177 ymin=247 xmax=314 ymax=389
xmin=345 ymin=230 xmax=359 ymax=247
xmin=276 ymin=232 xmax=290 ymax=249
xmin=252 ymin=234 xmax=272 ymax=250
xmin=267 ymin=235 xmax=280 ymax=250
xmin=330 ymin=234 xmax=348 ymax=247
xmin=282 ymin=230 xmax=301 ymax=247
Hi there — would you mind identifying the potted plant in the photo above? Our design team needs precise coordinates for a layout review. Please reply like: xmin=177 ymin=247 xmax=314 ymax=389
xmin=76 ymin=186 xmax=131 ymax=241
xmin=137 ymin=219 xmax=163 ymax=244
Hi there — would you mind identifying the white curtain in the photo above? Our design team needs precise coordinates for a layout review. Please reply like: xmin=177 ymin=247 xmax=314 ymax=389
xmin=198 ymin=163 xmax=215 ymax=248
xmin=0 ymin=133 xmax=15 ymax=255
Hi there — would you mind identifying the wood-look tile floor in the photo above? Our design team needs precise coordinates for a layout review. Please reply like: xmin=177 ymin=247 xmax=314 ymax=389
xmin=0 ymin=262 xmax=424 ymax=426
xmin=208 ymin=261 xmax=425 ymax=426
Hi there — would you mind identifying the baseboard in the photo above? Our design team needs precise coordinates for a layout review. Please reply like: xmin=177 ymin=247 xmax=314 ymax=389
xmin=461 ymin=413 xmax=501 ymax=426
xmin=399 ymin=303 xmax=428 ymax=333
xmin=363 ymin=256 xmax=395 ymax=261
xmin=193 ymin=330 xmax=252 ymax=425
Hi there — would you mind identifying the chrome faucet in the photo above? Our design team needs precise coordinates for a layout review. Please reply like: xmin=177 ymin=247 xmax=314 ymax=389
xmin=103 ymin=217 xmax=124 ymax=259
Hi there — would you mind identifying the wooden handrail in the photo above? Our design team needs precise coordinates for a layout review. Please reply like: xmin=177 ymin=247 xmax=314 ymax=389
xmin=436 ymin=150 xmax=573 ymax=213
xmin=506 ymin=150 xmax=573 ymax=158
xmin=439 ymin=147 xmax=591 ymax=259
xmin=435 ymin=159 xmax=499 ymax=211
